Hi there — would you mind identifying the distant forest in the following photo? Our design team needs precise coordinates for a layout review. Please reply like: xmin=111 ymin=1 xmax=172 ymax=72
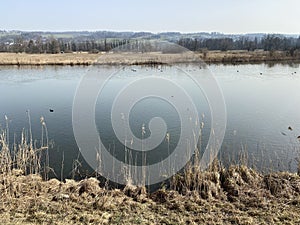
xmin=178 ymin=35 xmax=300 ymax=53
xmin=0 ymin=31 xmax=300 ymax=54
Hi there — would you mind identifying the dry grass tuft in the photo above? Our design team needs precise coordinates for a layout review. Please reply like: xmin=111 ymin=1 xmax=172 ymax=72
xmin=1 ymin=161 xmax=300 ymax=224
xmin=1 ymin=122 xmax=300 ymax=224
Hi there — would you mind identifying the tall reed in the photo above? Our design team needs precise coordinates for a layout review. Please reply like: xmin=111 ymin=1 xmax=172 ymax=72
xmin=0 ymin=114 xmax=49 ymax=178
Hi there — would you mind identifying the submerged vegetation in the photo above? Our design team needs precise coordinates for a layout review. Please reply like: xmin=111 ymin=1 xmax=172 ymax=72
xmin=1 ymin=119 xmax=300 ymax=224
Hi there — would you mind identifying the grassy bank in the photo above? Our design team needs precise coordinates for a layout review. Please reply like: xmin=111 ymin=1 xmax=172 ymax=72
xmin=0 ymin=52 xmax=99 ymax=66
xmin=204 ymin=50 xmax=300 ymax=64
xmin=1 ymin=164 xmax=300 ymax=224
xmin=0 ymin=50 xmax=299 ymax=66
xmin=1 ymin=123 xmax=300 ymax=224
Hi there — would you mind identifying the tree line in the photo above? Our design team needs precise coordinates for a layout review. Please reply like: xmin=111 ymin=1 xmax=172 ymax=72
xmin=0 ymin=34 xmax=300 ymax=54
xmin=0 ymin=37 xmax=132 ymax=54
xmin=178 ymin=35 xmax=300 ymax=55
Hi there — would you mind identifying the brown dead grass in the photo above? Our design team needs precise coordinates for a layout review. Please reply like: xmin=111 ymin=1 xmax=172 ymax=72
xmin=0 ymin=50 xmax=299 ymax=66
xmin=204 ymin=50 xmax=300 ymax=63
xmin=1 ymin=165 xmax=300 ymax=224
xmin=0 ymin=52 xmax=99 ymax=66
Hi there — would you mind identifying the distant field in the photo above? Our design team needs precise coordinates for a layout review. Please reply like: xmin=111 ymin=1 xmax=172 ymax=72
xmin=0 ymin=50 xmax=299 ymax=66
xmin=0 ymin=52 xmax=99 ymax=65
xmin=41 ymin=33 xmax=75 ymax=38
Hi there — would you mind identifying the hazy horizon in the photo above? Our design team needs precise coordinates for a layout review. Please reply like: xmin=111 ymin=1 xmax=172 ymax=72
xmin=1 ymin=29 xmax=299 ymax=36
xmin=1 ymin=0 xmax=300 ymax=34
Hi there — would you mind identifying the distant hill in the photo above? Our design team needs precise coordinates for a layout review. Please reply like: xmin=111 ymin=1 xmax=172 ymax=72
xmin=0 ymin=30 xmax=299 ymax=54
xmin=0 ymin=30 xmax=299 ymax=43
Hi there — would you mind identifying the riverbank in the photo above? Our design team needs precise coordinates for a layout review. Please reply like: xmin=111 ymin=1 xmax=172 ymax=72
xmin=0 ymin=50 xmax=299 ymax=66
xmin=1 ymin=165 xmax=300 ymax=224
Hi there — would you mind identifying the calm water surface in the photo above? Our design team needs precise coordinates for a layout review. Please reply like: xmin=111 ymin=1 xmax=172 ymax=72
xmin=0 ymin=63 xmax=300 ymax=178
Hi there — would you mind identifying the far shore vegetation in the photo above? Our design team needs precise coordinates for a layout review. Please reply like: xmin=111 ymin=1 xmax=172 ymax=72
xmin=0 ymin=32 xmax=300 ymax=65
xmin=0 ymin=50 xmax=299 ymax=66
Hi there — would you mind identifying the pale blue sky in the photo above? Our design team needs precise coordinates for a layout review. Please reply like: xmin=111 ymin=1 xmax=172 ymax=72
xmin=0 ymin=0 xmax=299 ymax=34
